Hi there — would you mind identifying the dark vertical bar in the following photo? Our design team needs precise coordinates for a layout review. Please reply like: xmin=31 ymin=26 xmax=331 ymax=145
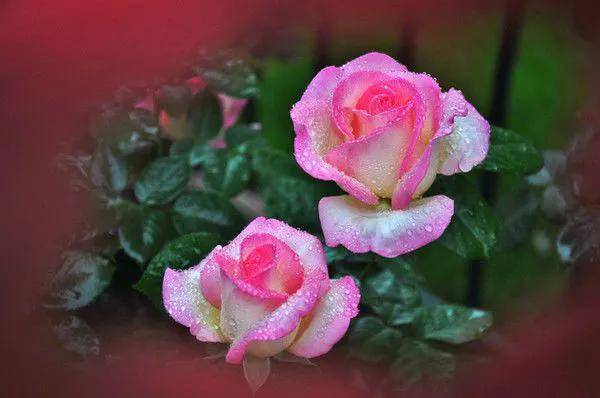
xmin=399 ymin=14 xmax=416 ymax=70
xmin=466 ymin=0 xmax=526 ymax=307
xmin=314 ymin=8 xmax=332 ymax=72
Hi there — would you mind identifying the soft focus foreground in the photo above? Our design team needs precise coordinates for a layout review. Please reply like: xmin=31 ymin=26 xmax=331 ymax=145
xmin=2 ymin=0 xmax=600 ymax=397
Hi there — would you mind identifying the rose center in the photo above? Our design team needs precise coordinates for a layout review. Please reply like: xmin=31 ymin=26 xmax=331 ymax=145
xmin=241 ymin=244 xmax=276 ymax=280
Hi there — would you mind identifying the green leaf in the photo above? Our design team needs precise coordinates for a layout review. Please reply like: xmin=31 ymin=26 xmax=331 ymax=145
xmin=172 ymin=191 xmax=244 ymax=238
xmin=439 ymin=191 xmax=498 ymax=259
xmin=325 ymin=246 xmax=354 ymax=264
xmin=188 ymin=89 xmax=223 ymax=142
xmin=90 ymin=145 xmax=129 ymax=193
xmin=480 ymin=126 xmax=543 ymax=174
xmin=190 ymin=145 xmax=251 ymax=196
xmin=363 ymin=269 xmax=422 ymax=326
xmin=262 ymin=176 xmax=324 ymax=230
xmin=134 ymin=156 xmax=191 ymax=206
xmin=225 ymin=124 xmax=260 ymax=148
xmin=252 ymin=147 xmax=338 ymax=229
xmin=133 ymin=232 xmax=221 ymax=308
xmin=189 ymin=143 xmax=225 ymax=168
xmin=45 ymin=251 xmax=115 ymax=310
xmin=221 ymin=151 xmax=251 ymax=197
xmin=413 ymin=304 xmax=492 ymax=344
xmin=390 ymin=339 xmax=455 ymax=385
xmin=375 ymin=256 xmax=425 ymax=286
xmin=251 ymin=147 xmax=306 ymax=181
xmin=348 ymin=317 xmax=403 ymax=362
xmin=197 ymin=57 xmax=259 ymax=99
xmin=118 ymin=204 xmax=174 ymax=263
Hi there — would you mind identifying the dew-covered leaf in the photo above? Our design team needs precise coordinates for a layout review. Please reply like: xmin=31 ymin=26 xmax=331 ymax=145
xmin=45 ymin=251 xmax=115 ymax=310
xmin=363 ymin=269 xmax=422 ymax=326
xmin=172 ymin=191 xmax=244 ymax=238
xmin=189 ymin=89 xmax=223 ymax=142
xmin=439 ymin=190 xmax=498 ymax=259
xmin=413 ymin=304 xmax=492 ymax=344
xmin=90 ymin=145 xmax=129 ymax=193
xmin=118 ymin=203 xmax=174 ymax=264
xmin=134 ymin=156 xmax=191 ymax=206
xmin=480 ymin=126 xmax=543 ymax=174
xmin=196 ymin=57 xmax=259 ymax=99
xmin=133 ymin=231 xmax=221 ymax=309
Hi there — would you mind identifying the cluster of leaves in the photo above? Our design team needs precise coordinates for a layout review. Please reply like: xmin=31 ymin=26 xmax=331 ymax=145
xmin=47 ymin=54 xmax=545 ymax=391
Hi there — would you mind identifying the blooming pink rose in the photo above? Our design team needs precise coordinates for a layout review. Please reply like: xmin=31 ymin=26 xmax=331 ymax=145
xmin=136 ymin=76 xmax=247 ymax=141
xmin=291 ymin=52 xmax=490 ymax=258
xmin=162 ymin=217 xmax=360 ymax=364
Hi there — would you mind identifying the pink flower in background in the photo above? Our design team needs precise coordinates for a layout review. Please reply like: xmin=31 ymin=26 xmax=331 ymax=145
xmin=136 ymin=76 xmax=247 ymax=141
xmin=162 ymin=217 xmax=360 ymax=365
xmin=291 ymin=52 xmax=490 ymax=258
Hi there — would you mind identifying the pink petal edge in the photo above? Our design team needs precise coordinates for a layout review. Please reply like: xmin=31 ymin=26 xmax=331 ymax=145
xmin=163 ymin=265 xmax=223 ymax=342
xmin=437 ymin=101 xmax=490 ymax=175
xmin=319 ymin=194 xmax=454 ymax=258
xmin=287 ymin=276 xmax=360 ymax=358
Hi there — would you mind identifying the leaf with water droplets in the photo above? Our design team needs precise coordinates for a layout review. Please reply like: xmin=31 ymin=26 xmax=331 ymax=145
xmin=45 ymin=251 xmax=115 ymax=310
xmin=362 ymin=269 xmax=422 ymax=326
xmin=243 ymin=355 xmax=271 ymax=394
xmin=133 ymin=232 xmax=222 ymax=309
xmin=480 ymin=126 xmax=543 ymax=174
xmin=134 ymin=156 xmax=191 ymax=206
xmin=413 ymin=304 xmax=492 ymax=344
xmin=439 ymin=187 xmax=498 ymax=259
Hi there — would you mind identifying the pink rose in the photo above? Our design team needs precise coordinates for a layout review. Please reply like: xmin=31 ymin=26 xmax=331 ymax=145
xmin=162 ymin=217 xmax=360 ymax=365
xmin=291 ymin=52 xmax=490 ymax=258
xmin=136 ymin=76 xmax=247 ymax=141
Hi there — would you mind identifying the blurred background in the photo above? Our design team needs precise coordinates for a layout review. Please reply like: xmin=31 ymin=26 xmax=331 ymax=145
xmin=1 ymin=0 xmax=600 ymax=396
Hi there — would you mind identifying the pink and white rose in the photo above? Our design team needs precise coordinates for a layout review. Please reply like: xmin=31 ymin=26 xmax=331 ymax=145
xmin=162 ymin=217 xmax=360 ymax=364
xmin=291 ymin=52 xmax=490 ymax=258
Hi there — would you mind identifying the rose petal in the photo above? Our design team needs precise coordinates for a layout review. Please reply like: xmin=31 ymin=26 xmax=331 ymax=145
xmin=240 ymin=234 xmax=303 ymax=295
xmin=216 ymin=251 xmax=289 ymax=302
xmin=219 ymin=94 xmax=247 ymax=129
xmin=436 ymin=88 xmax=468 ymax=140
xmin=331 ymin=71 xmax=394 ymax=138
xmin=218 ymin=218 xmax=331 ymax=364
xmin=319 ymin=194 xmax=454 ymax=258
xmin=437 ymin=102 xmax=490 ymax=175
xmin=392 ymin=145 xmax=433 ymax=209
xmin=218 ymin=218 xmax=329 ymax=280
xmin=219 ymin=272 xmax=281 ymax=343
xmin=340 ymin=52 xmax=408 ymax=81
xmin=397 ymin=72 xmax=442 ymax=145
xmin=163 ymin=264 xmax=223 ymax=342
xmin=325 ymin=110 xmax=417 ymax=198
xmin=287 ymin=276 xmax=360 ymax=358
xmin=292 ymin=101 xmax=379 ymax=205
xmin=301 ymin=52 xmax=408 ymax=103
xmin=199 ymin=256 xmax=222 ymax=308
xmin=225 ymin=271 xmax=328 ymax=364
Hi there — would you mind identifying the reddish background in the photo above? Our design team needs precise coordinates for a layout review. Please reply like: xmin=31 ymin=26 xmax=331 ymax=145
xmin=1 ymin=1 xmax=600 ymax=397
